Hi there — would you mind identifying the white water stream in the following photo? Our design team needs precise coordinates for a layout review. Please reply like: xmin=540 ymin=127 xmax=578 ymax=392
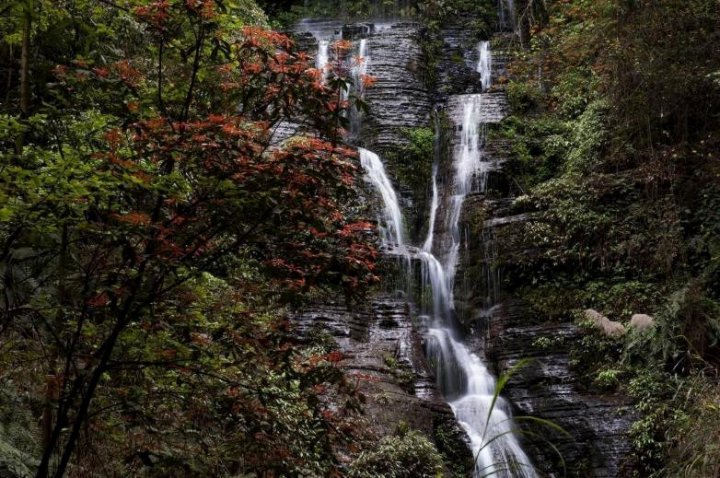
xmin=316 ymin=39 xmax=329 ymax=76
xmin=359 ymin=148 xmax=406 ymax=249
xmin=477 ymin=41 xmax=492 ymax=92
xmin=349 ymin=39 xmax=369 ymax=138
xmin=500 ymin=0 xmax=516 ymax=31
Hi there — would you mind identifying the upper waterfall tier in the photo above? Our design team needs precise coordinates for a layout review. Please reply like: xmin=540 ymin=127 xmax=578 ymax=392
xmin=295 ymin=21 xmax=432 ymax=151
xmin=447 ymin=93 xmax=508 ymax=125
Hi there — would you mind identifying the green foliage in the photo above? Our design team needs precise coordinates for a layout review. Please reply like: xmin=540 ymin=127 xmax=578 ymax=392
xmin=497 ymin=0 xmax=720 ymax=475
xmin=86 ymin=274 xmax=361 ymax=476
xmin=263 ymin=0 xmax=419 ymax=28
xmin=384 ymin=125 xmax=438 ymax=238
xmin=626 ymin=371 xmax=720 ymax=477
xmin=347 ymin=429 xmax=444 ymax=478
xmin=568 ymin=317 xmax=624 ymax=389
xmin=531 ymin=335 xmax=564 ymax=351
xmin=432 ymin=422 xmax=474 ymax=477
xmin=0 ymin=386 xmax=39 ymax=478
xmin=592 ymin=368 xmax=622 ymax=391
xmin=506 ymin=81 xmax=543 ymax=114
xmin=663 ymin=376 xmax=720 ymax=477
xmin=626 ymin=370 xmax=676 ymax=475
xmin=564 ymin=100 xmax=609 ymax=174
xmin=423 ymin=0 xmax=496 ymax=37
xmin=395 ymin=126 xmax=435 ymax=195
xmin=625 ymin=281 xmax=720 ymax=372
xmin=383 ymin=354 xmax=415 ymax=391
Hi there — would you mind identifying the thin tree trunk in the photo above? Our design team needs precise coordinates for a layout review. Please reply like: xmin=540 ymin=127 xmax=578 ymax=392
xmin=518 ymin=0 xmax=532 ymax=50
xmin=4 ymin=44 xmax=13 ymax=106
xmin=39 ymin=224 xmax=68 ymax=477
xmin=16 ymin=5 xmax=31 ymax=155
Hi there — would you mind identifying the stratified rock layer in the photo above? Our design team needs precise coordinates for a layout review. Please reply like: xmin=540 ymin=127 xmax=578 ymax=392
xmin=358 ymin=22 xmax=434 ymax=153
xmin=486 ymin=301 xmax=635 ymax=477
xmin=293 ymin=296 xmax=474 ymax=475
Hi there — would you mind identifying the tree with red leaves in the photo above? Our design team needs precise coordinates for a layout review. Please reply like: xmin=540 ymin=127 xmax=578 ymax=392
xmin=0 ymin=1 xmax=377 ymax=476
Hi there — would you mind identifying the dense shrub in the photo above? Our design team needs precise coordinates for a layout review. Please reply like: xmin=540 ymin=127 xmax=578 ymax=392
xmin=347 ymin=430 xmax=444 ymax=478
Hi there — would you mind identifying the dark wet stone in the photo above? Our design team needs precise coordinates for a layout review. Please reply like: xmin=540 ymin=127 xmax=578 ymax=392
xmin=486 ymin=301 xmax=636 ymax=477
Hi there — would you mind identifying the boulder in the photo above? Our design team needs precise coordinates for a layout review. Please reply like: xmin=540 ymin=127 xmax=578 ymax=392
xmin=584 ymin=309 xmax=626 ymax=337
xmin=629 ymin=314 xmax=655 ymax=331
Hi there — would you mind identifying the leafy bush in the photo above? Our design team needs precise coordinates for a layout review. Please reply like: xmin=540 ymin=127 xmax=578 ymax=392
xmin=663 ymin=376 xmax=720 ymax=477
xmin=507 ymin=81 xmax=542 ymax=113
xmin=347 ymin=430 xmax=444 ymax=478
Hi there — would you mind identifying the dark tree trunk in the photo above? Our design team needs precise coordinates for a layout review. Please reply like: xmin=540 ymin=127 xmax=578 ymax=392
xmin=16 ymin=6 xmax=31 ymax=155
xmin=518 ymin=0 xmax=532 ymax=50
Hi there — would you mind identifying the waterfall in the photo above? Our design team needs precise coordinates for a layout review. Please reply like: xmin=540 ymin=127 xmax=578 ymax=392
xmin=422 ymin=165 xmax=439 ymax=252
xmin=422 ymin=114 xmax=442 ymax=253
xmin=418 ymin=250 xmax=452 ymax=320
xmin=477 ymin=41 xmax=492 ymax=92
xmin=316 ymin=39 xmax=329 ymax=75
xmin=349 ymin=39 xmax=370 ymax=140
xmin=356 ymin=37 xmax=534 ymax=478
xmin=430 ymin=41 xmax=535 ymax=477
xmin=352 ymin=39 xmax=370 ymax=95
xmin=359 ymin=148 xmax=405 ymax=249
xmin=445 ymin=95 xmax=489 ymax=303
xmin=499 ymin=0 xmax=516 ymax=31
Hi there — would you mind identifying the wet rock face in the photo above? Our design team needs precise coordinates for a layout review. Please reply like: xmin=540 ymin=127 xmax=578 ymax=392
xmin=453 ymin=196 xmax=637 ymax=476
xmin=292 ymin=296 xmax=474 ymax=476
xmin=291 ymin=21 xmax=433 ymax=155
xmin=436 ymin=28 xmax=511 ymax=99
xmin=485 ymin=301 xmax=636 ymax=477
xmin=358 ymin=22 xmax=434 ymax=153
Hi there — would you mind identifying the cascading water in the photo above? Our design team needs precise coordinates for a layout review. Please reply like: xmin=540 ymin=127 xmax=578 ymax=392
xmin=359 ymin=148 xmax=405 ymax=249
xmin=357 ymin=38 xmax=535 ymax=477
xmin=316 ymin=39 xmax=329 ymax=75
xmin=349 ymin=39 xmax=370 ymax=139
xmin=423 ymin=165 xmax=439 ymax=252
xmin=342 ymin=20 xmax=536 ymax=472
xmin=352 ymin=39 xmax=370 ymax=95
xmin=477 ymin=41 xmax=492 ymax=92
xmin=444 ymin=96 xmax=489 ymax=300
xmin=499 ymin=0 xmax=516 ymax=31
xmin=423 ymin=91 xmax=535 ymax=475
xmin=422 ymin=114 xmax=442 ymax=254
xmin=427 ymin=42 xmax=535 ymax=477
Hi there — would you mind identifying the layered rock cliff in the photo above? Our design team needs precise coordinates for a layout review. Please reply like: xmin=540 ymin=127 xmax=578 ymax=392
xmin=290 ymin=10 xmax=636 ymax=477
